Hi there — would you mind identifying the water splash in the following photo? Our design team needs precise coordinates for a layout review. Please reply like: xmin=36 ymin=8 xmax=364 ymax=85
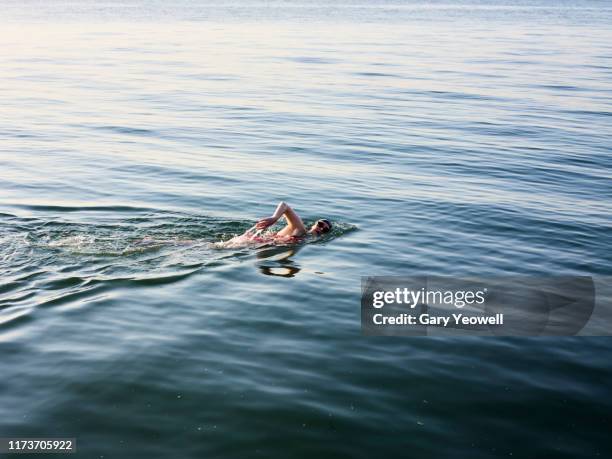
xmin=0 ymin=210 xmax=355 ymax=318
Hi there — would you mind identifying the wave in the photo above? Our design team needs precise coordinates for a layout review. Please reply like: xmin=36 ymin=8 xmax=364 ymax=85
xmin=0 ymin=210 xmax=355 ymax=326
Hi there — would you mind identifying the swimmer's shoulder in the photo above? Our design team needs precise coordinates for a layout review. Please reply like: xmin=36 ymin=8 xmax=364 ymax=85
xmin=273 ymin=232 xmax=306 ymax=244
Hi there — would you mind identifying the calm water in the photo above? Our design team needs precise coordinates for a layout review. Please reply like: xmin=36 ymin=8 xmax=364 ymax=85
xmin=2 ymin=1 xmax=612 ymax=457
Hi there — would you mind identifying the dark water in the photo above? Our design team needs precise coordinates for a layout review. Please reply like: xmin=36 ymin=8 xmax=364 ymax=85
xmin=1 ymin=1 xmax=612 ymax=457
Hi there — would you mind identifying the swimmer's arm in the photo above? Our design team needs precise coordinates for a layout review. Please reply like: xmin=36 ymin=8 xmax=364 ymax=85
xmin=277 ymin=201 xmax=307 ymax=236
xmin=257 ymin=201 xmax=306 ymax=233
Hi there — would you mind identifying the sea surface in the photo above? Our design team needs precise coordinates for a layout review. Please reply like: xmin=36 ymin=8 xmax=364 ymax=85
xmin=1 ymin=1 xmax=612 ymax=457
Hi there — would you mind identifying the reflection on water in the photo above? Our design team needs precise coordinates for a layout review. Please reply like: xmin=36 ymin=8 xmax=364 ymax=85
xmin=257 ymin=246 xmax=303 ymax=278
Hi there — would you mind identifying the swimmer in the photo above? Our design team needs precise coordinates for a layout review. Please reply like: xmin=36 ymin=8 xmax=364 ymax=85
xmin=253 ymin=201 xmax=332 ymax=242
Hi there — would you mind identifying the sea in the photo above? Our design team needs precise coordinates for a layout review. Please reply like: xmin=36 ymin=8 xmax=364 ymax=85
xmin=1 ymin=1 xmax=611 ymax=457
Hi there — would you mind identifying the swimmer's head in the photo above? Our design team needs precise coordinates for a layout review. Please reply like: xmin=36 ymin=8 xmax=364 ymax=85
xmin=310 ymin=219 xmax=332 ymax=235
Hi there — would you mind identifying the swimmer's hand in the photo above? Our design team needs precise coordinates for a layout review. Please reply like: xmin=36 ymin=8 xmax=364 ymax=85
xmin=256 ymin=217 xmax=276 ymax=230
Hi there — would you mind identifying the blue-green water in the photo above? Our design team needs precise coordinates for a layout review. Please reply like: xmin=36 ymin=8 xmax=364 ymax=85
xmin=1 ymin=1 xmax=612 ymax=457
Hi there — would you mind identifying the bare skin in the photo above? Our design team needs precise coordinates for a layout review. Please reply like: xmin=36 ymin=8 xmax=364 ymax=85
xmin=255 ymin=201 xmax=330 ymax=239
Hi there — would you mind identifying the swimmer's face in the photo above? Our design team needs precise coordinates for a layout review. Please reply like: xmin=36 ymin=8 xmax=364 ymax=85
xmin=311 ymin=219 xmax=331 ymax=235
